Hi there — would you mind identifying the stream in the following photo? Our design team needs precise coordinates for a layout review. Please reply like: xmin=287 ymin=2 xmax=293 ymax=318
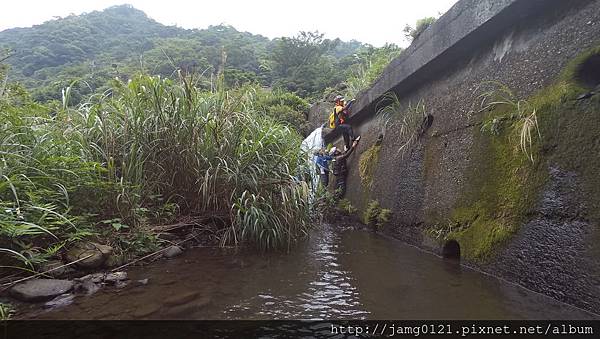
xmin=24 ymin=223 xmax=595 ymax=320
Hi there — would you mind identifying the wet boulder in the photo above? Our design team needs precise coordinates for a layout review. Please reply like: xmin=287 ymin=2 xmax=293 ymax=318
xmin=76 ymin=273 xmax=105 ymax=284
xmin=10 ymin=279 xmax=74 ymax=302
xmin=73 ymin=273 xmax=103 ymax=295
xmin=44 ymin=293 xmax=75 ymax=309
xmin=75 ymin=280 xmax=101 ymax=295
xmin=66 ymin=242 xmax=113 ymax=268
xmin=104 ymin=271 xmax=128 ymax=284
xmin=163 ymin=245 xmax=183 ymax=258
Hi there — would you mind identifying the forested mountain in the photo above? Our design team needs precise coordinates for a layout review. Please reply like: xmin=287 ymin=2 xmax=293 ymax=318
xmin=0 ymin=5 xmax=372 ymax=102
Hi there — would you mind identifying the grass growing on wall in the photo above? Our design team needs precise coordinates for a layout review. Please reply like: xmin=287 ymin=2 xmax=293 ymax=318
xmin=358 ymin=144 xmax=381 ymax=190
xmin=377 ymin=94 xmax=428 ymax=158
xmin=435 ymin=45 xmax=600 ymax=261
xmin=338 ymin=199 xmax=358 ymax=215
xmin=363 ymin=200 xmax=391 ymax=230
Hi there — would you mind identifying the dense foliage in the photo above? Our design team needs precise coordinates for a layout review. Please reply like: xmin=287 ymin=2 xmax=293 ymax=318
xmin=269 ymin=31 xmax=345 ymax=99
xmin=343 ymin=44 xmax=402 ymax=98
xmin=0 ymin=72 xmax=313 ymax=272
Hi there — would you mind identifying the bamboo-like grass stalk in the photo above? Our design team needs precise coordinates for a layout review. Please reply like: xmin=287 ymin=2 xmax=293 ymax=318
xmin=1 ymin=71 xmax=313 ymax=274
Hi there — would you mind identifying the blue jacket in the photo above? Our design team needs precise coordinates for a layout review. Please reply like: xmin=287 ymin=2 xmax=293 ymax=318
xmin=315 ymin=155 xmax=333 ymax=173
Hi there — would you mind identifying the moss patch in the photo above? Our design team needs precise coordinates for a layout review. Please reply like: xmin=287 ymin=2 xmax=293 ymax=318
xmin=358 ymin=144 xmax=381 ymax=190
xmin=437 ymin=45 xmax=600 ymax=262
xmin=446 ymin=118 xmax=539 ymax=260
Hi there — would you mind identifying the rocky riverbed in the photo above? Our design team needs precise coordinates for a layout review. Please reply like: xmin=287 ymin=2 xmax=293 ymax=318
xmin=1 ymin=239 xmax=187 ymax=317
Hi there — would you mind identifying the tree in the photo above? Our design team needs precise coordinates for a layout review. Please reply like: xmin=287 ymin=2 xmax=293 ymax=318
xmin=344 ymin=44 xmax=403 ymax=98
xmin=269 ymin=31 xmax=339 ymax=98
xmin=255 ymin=88 xmax=311 ymax=136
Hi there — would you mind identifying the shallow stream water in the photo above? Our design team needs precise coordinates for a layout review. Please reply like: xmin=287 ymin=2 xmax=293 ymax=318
xmin=26 ymin=224 xmax=595 ymax=320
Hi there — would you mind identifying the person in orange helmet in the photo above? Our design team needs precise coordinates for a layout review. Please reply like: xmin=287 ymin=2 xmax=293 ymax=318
xmin=331 ymin=95 xmax=359 ymax=151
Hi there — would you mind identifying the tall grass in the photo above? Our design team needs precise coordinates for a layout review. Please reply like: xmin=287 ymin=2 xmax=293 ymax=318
xmin=519 ymin=109 xmax=541 ymax=163
xmin=376 ymin=92 xmax=428 ymax=158
xmin=1 ymin=72 xmax=313 ymax=272
xmin=478 ymin=81 xmax=542 ymax=162
xmin=0 ymin=302 xmax=15 ymax=320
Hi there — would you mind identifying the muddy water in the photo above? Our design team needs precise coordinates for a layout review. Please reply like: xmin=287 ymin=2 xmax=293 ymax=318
xmin=28 ymin=224 xmax=595 ymax=320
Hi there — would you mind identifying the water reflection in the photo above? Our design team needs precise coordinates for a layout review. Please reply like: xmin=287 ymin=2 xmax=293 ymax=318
xmin=26 ymin=224 xmax=596 ymax=320
xmin=225 ymin=224 xmax=368 ymax=319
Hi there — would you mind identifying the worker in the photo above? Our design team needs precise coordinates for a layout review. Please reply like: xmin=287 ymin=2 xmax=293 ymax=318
xmin=314 ymin=149 xmax=333 ymax=188
xmin=330 ymin=136 xmax=361 ymax=200
xmin=329 ymin=95 xmax=358 ymax=151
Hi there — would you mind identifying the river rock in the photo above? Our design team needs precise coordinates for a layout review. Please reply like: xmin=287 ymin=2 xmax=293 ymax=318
xmin=44 ymin=293 xmax=75 ymax=309
xmin=104 ymin=271 xmax=127 ymax=284
xmin=163 ymin=245 xmax=183 ymax=258
xmin=74 ymin=280 xmax=100 ymax=295
xmin=76 ymin=273 xmax=105 ymax=284
xmin=40 ymin=260 xmax=75 ymax=278
xmin=66 ymin=242 xmax=113 ymax=268
xmin=114 ymin=280 xmax=129 ymax=289
xmin=10 ymin=279 xmax=74 ymax=302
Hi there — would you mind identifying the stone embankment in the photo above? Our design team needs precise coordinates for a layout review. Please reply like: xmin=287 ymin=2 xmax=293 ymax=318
xmin=310 ymin=0 xmax=600 ymax=313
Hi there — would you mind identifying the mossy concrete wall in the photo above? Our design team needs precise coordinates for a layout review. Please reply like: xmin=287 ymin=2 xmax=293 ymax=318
xmin=321 ymin=0 xmax=600 ymax=313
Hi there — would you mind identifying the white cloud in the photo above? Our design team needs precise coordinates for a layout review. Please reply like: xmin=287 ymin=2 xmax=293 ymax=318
xmin=0 ymin=0 xmax=458 ymax=47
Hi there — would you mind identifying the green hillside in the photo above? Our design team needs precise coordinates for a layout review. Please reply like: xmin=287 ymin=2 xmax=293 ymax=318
xmin=0 ymin=5 xmax=378 ymax=102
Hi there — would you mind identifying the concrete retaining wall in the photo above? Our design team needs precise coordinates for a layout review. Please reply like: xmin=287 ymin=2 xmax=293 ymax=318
xmin=318 ymin=0 xmax=600 ymax=313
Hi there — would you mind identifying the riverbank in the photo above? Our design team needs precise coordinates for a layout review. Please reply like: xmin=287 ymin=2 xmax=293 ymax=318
xmin=0 ymin=215 xmax=224 ymax=319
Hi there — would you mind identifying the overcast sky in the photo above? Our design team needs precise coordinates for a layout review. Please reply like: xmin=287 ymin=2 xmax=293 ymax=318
xmin=0 ymin=0 xmax=458 ymax=47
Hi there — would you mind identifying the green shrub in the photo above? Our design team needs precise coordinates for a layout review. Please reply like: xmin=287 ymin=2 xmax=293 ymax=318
xmin=253 ymin=87 xmax=311 ymax=135
xmin=337 ymin=199 xmax=357 ymax=215
xmin=363 ymin=200 xmax=391 ymax=230
xmin=403 ymin=17 xmax=437 ymax=42
xmin=478 ymin=81 xmax=541 ymax=162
